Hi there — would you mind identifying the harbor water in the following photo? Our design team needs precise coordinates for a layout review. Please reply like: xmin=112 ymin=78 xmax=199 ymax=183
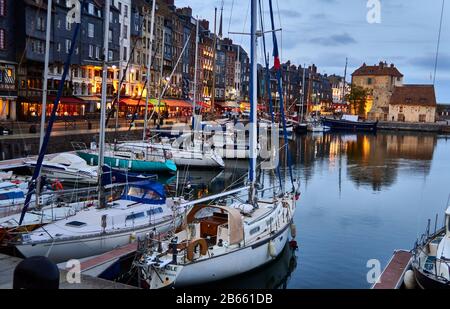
xmin=199 ymin=132 xmax=450 ymax=289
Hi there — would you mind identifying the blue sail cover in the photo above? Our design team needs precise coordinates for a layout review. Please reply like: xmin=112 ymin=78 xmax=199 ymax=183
xmin=121 ymin=181 xmax=167 ymax=205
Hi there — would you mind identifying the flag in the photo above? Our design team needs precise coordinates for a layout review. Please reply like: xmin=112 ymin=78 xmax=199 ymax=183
xmin=273 ymin=34 xmax=281 ymax=70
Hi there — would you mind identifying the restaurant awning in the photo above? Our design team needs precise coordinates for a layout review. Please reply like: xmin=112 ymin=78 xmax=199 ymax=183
xmin=195 ymin=101 xmax=210 ymax=109
xmin=149 ymin=98 xmax=166 ymax=108
xmin=120 ymin=98 xmax=141 ymax=106
xmin=239 ymin=102 xmax=267 ymax=111
xmin=47 ymin=96 xmax=85 ymax=104
xmin=163 ymin=99 xmax=193 ymax=109
xmin=217 ymin=101 xmax=239 ymax=109
xmin=78 ymin=96 xmax=101 ymax=102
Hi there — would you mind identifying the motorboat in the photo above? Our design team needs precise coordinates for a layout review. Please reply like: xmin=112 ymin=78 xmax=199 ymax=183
xmin=26 ymin=153 xmax=98 ymax=185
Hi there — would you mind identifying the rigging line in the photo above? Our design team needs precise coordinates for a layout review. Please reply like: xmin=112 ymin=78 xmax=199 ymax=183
xmin=276 ymin=0 xmax=283 ymax=62
xmin=240 ymin=0 xmax=251 ymax=46
xmin=227 ymin=0 xmax=235 ymax=35
xmin=433 ymin=0 xmax=445 ymax=85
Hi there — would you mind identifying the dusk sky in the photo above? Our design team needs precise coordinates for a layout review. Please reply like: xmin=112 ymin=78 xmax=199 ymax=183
xmin=176 ymin=0 xmax=450 ymax=103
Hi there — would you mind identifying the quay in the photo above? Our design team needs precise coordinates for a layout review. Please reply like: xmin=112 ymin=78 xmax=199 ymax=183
xmin=372 ymin=250 xmax=412 ymax=289
xmin=378 ymin=121 xmax=449 ymax=133
xmin=0 ymin=253 xmax=138 ymax=289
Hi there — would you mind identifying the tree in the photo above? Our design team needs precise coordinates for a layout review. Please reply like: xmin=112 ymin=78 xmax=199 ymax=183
xmin=346 ymin=85 xmax=370 ymax=117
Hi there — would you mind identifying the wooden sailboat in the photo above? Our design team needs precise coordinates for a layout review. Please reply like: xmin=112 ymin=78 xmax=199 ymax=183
xmin=133 ymin=0 xmax=299 ymax=289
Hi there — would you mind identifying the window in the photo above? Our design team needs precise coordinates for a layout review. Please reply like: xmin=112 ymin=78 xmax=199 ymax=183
xmin=250 ymin=226 xmax=260 ymax=235
xmin=88 ymin=23 xmax=94 ymax=38
xmin=0 ymin=29 xmax=4 ymax=50
xmin=88 ymin=3 xmax=94 ymax=15
xmin=108 ymin=29 xmax=112 ymax=43
xmin=126 ymin=212 xmax=145 ymax=221
xmin=123 ymin=25 xmax=128 ymax=39
xmin=57 ymin=19 xmax=61 ymax=29
xmin=124 ymin=5 xmax=128 ymax=17
xmin=36 ymin=16 xmax=45 ymax=31
xmin=57 ymin=42 xmax=61 ymax=52
xmin=123 ymin=47 xmax=127 ymax=61
xmin=147 ymin=208 xmax=163 ymax=216
xmin=88 ymin=44 xmax=93 ymax=58
xmin=367 ymin=78 xmax=372 ymax=85
xmin=65 ymin=39 xmax=71 ymax=53
xmin=0 ymin=0 xmax=5 ymax=17
xmin=95 ymin=46 xmax=100 ymax=59
xmin=108 ymin=50 xmax=113 ymax=61
xmin=419 ymin=114 xmax=426 ymax=123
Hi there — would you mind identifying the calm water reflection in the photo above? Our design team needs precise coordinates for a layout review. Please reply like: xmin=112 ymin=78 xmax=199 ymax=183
xmin=196 ymin=132 xmax=450 ymax=289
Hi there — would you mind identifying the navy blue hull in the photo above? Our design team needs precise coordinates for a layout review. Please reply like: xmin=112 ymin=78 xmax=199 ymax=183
xmin=322 ymin=118 xmax=378 ymax=132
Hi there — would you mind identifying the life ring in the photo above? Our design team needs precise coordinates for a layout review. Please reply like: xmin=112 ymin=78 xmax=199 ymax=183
xmin=187 ymin=238 xmax=208 ymax=261
xmin=51 ymin=180 xmax=64 ymax=191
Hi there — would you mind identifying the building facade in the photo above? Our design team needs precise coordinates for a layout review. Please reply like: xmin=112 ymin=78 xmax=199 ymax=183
xmin=352 ymin=62 xmax=404 ymax=121
xmin=388 ymin=85 xmax=437 ymax=123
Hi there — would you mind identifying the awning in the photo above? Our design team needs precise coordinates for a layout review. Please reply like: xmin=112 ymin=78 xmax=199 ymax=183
xmin=120 ymin=98 xmax=141 ymax=106
xmin=217 ymin=101 xmax=239 ymax=109
xmin=163 ymin=99 xmax=193 ymax=109
xmin=149 ymin=98 xmax=166 ymax=108
xmin=47 ymin=96 xmax=85 ymax=104
xmin=239 ymin=102 xmax=267 ymax=111
xmin=78 ymin=96 xmax=101 ymax=102
xmin=195 ymin=101 xmax=210 ymax=109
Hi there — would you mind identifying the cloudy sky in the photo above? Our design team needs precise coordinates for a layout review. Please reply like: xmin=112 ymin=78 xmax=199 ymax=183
xmin=176 ymin=0 xmax=450 ymax=103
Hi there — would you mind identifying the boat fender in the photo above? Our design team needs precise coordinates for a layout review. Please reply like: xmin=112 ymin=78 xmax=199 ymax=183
xmin=187 ymin=238 xmax=208 ymax=261
xmin=268 ymin=241 xmax=277 ymax=258
xmin=403 ymin=270 xmax=417 ymax=289
xmin=290 ymin=224 xmax=297 ymax=238
xmin=130 ymin=232 xmax=137 ymax=244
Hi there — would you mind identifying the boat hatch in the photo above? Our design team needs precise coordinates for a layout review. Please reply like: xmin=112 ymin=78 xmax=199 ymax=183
xmin=66 ymin=221 xmax=87 ymax=228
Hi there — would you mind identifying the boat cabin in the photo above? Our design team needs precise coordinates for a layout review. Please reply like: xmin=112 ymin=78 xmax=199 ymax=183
xmin=186 ymin=205 xmax=244 ymax=247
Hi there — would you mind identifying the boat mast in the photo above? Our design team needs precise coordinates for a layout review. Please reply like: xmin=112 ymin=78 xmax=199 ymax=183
xmin=211 ymin=7 xmax=217 ymax=114
xmin=249 ymin=0 xmax=257 ymax=201
xmin=98 ymin=0 xmax=111 ymax=209
xmin=342 ymin=57 xmax=348 ymax=105
xmin=36 ymin=0 xmax=53 ymax=209
xmin=192 ymin=17 xmax=200 ymax=129
xmin=143 ymin=0 xmax=156 ymax=141
xmin=300 ymin=63 xmax=306 ymax=122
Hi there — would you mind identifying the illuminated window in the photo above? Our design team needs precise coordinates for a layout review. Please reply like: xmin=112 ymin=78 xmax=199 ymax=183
xmin=0 ymin=29 xmax=4 ymax=50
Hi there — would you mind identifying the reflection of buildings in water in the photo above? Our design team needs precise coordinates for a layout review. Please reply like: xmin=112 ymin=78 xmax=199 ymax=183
xmin=385 ymin=134 xmax=436 ymax=161
xmin=193 ymin=244 xmax=298 ymax=289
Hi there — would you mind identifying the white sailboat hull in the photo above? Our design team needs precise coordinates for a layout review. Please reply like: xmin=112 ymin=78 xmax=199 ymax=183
xmin=16 ymin=219 xmax=178 ymax=264
xmin=38 ymin=167 xmax=97 ymax=184
xmin=174 ymin=226 xmax=290 ymax=287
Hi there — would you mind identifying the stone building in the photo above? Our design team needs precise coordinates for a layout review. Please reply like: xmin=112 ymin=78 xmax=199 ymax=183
xmin=388 ymin=85 xmax=436 ymax=123
xmin=352 ymin=61 xmax=403 ymax=121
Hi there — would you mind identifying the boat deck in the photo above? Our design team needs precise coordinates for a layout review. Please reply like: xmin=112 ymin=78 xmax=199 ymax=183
xmin=372 ymin=250 xmax=412 ymax=289
xmin=0 ymin=253 xmax=137 ymax=289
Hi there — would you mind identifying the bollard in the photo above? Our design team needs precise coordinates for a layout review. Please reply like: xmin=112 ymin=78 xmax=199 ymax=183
xmin=13 ymin=256 xmax=60 ymax=289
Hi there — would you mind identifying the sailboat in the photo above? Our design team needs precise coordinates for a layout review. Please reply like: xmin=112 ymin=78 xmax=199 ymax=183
xmin=12 ymin=1 xmax=185 ymax=263
xmin=132 ymin=0 xmax=299 ymax=289
xmin=411 ymin=206 xmax=450 ymax=289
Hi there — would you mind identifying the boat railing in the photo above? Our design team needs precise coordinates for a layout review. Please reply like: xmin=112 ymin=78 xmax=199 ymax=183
xmin=413 ymin=236 xmax=450 ymax=284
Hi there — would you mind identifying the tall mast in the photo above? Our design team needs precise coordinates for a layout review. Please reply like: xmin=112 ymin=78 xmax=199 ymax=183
xmin=143 ymin=0 xmax=156 ymax=141
xmin=98 ymin=0 xmax=111 ymax=209
xmin=211 ymin=7 xmax=217 ymax=114
xmin=300 ymin=63 xmax=306 ymax=122
xmin=342 ymin=57 xmax=348 ymax=105
xmin=157 ymin=28 xmax=165 ymax=119
xmin=40 ymin=0 xmax=52 ymax=150
xmin=192 ymin=17 xmax=200 ymax=129
xmin=249 ymin=0 xmax=257 ymax=199
xmin=36 ymin=0 xmax=53 ymax=208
